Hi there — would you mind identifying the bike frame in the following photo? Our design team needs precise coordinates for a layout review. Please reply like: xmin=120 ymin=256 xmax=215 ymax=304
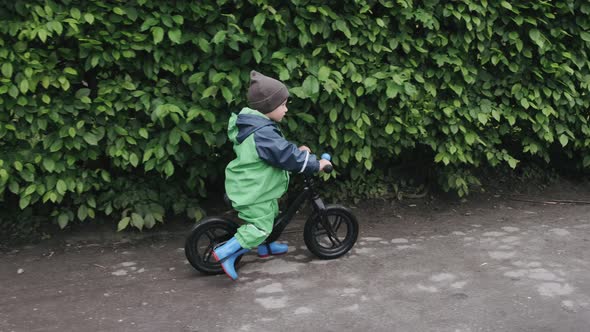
xmin=264 ymin=175 xmax=333 ymax=244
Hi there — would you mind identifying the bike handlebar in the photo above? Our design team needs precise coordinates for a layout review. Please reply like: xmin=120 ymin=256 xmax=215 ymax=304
xmin=320 ymin=153 xmax=333 ymax=174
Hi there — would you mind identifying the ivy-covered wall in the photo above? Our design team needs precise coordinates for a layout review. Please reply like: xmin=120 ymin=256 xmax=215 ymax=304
xmin=1 ymin=0 xmax=589 ymax=233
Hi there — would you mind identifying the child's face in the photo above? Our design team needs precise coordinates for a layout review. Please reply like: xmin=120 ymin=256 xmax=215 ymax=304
xmin=267 ymin=99 xmax=288 ymax=122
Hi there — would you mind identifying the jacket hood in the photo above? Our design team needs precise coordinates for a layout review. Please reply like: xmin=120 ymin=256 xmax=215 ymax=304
xmin=228 ymin=108 xmax=275 ymax=144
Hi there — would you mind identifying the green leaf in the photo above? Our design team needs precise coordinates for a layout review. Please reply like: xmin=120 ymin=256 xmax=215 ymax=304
xmin=152 ymin=27 xmax=164 ymax=44
xmin=272 ymin=50 xmax=286 ymax=59
xmin=188 ymin=72 xmax=205 ymax=84
xmin=19 ymin=79 xmax=29 ymax=93
xmin=129 ymin=153 xmax=139 ymax=167
xmin=559 ymin=134 xmax=568 ymax=147
xmin=507 ymin=158 xmax=518 ymax=169
xmin=101 ymin=170 xmax=111 ymax=182
xmin=64 ymin=67 xmax=77 ymax=75
xmin=169 ymin=129 xmax=181 ymax=145
xmin=172 ymin=15 xmax=184 ymax=24
xmin=449 ymin=84 xmax=463 ymax=96
xmin=37 ymin=29 xmax=49 ymax=43
xmin=75 ymin=88 xmax=90 ymax=98
xmin=364 ymin=77 xmax=377 ymax=89
xmin=8 ymin=85 xmax=18 ymax=98
xmin=43 ymin=159 xmax=55 ymax=172
xmin=386 ymin=82 xmax=400 ymax=99
xmin=121 ymin=81 xmax=135 ymax=90
xmin=1 ymin=63 xmax=13 ymax=78
xmin=117 ymin=217 xmax=130 ymax=231
xmin=200 ymin=110 xmax=215 ymax=123
xmin=385 ymin=123 xmax=394 ymax=134
xmin=83 ymin=133 xmax=98 ymax=145
xmin=17 ymin=96 xmax=28 ymax=106
xmin=84 ymin=13 xmax=94 ymax=24
xmin=131 ymin=213 xmax=144 ymax=230
xmin=168 ymin=29 xmax=182 ymax=43
xmin=58 ymin=213 xmax=69 ymax=229
xmin=87 ymin=197 xmax=96 ymax=208
xmin=24 ymin=184 xmax=36 ymax=196
xmin=529 ymin=29 xmax=544 ymax=48
xmin=198 ymin=38 xmax=211 ymax=53
xmin=77 ymin=205 xmax=88 ymax=221
xmin=202 ymin=86 xmax=218 ymax=99
xmin=302 ymin=76 xmax=320 ymax=96
xmin=318 ymin=66 xmax=330 ymax=82
xmin=252 ymin=49 xmax=262 ymax=63
xmin=329 ymin=109 xmax=337 ymax=122
xmin=50 ymin=139 xmax=63 ymax=152
xmin=253 ymin=13 xmax=266 ymax=31
xmin=139 ymin=128 xmax=148 ymax=139
xmin=8 ymin=181 xmax=20 ymax=194
xmin=492 ymin=110 xmax=501 ymax=121
xmin=296 ymin=113 xmax=316 ymax=124
xmin=164 ymin=161 xmax=174 ymax=177
xmin=477 ymin=113 xmax=488 ymax=125
xmin=56 ymin=180 xmax=67 ymax=195
xmin=356 ymin=86 xmax=364 ymax=96
xmin=126 ymin=7 xmax=138 ymax=21
xmin=70 ymin=8 xmax=81 ymax=19
xmin=506 ymin=115 xmax=516 ymax=126
xmin=211 ymin=73 xmax=225 ymax=83
xmin=221 ymin=86 xmax=233 ymax=103
xmin=406 ymin=126 xmax=418 ymax=135
xmin=141 ymin=17 xmax=158 ymax=31
xmin=212 ymin=30 xmax=226 ymax=44
xmin=181 ymin=132 xmax=192 ymax=144
xmin=19 ymin=196 xmax=31 ymax=209
xmin=289 ymin=87 xmax=307 ymax=99
xmin=333 ymin=20 xmax=351 ymax=38
xmin=144 ymin=214 xmax=156 ymax=229
xmin=60 ymin=77 xmax=70 ymax=91
xmin=465 ymin=132 xmax=476 ymax=145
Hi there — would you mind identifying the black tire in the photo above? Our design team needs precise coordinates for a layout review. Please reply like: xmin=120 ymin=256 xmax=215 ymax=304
xmin=184 ymin=217 xmax=241 ymax=275
xmin=303 ymin=205 xmax=359 ymax=259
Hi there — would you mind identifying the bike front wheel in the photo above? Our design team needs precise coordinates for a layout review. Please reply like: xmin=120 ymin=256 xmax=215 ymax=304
xmin=184 ymin=217 xmax=241 ymax=275
xmin=303 ymin=205 xmax=359 ymax=259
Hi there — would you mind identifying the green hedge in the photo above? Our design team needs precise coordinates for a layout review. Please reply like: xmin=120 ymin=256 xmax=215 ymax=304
xmin=1 ymin=0 xmax=589 ymax=232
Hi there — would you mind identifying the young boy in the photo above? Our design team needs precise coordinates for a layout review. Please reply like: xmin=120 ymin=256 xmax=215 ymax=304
xmin=213 ymin=70 xmax=332 ymax=280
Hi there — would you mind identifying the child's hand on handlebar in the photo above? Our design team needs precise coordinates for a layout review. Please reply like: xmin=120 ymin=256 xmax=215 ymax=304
xmin=298 ymin=145 xmax=311 ymax=153
xmin=319 ymin=159 xmax=332 ymax=172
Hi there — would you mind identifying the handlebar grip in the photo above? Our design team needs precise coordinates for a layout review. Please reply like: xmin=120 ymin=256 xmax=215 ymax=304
xmin=320 ymin=153 xmax=333 ymax=173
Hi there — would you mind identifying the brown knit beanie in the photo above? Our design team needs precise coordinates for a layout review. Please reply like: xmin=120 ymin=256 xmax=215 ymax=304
xmin=247 ymin=70 xmax=289 ymax=114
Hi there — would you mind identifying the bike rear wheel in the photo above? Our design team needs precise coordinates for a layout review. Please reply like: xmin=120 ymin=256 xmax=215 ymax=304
xmin=184 ymin=217 xmax=241 ymax=275
xmin=303 ymin=205 xmax=359 ymax=259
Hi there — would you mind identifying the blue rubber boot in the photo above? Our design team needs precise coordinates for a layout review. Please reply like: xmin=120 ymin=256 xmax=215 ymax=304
xmin=257 ymin=242 xmax=288 ymax=258
xmin=212 ymin=237 xmax=249 ymax=280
